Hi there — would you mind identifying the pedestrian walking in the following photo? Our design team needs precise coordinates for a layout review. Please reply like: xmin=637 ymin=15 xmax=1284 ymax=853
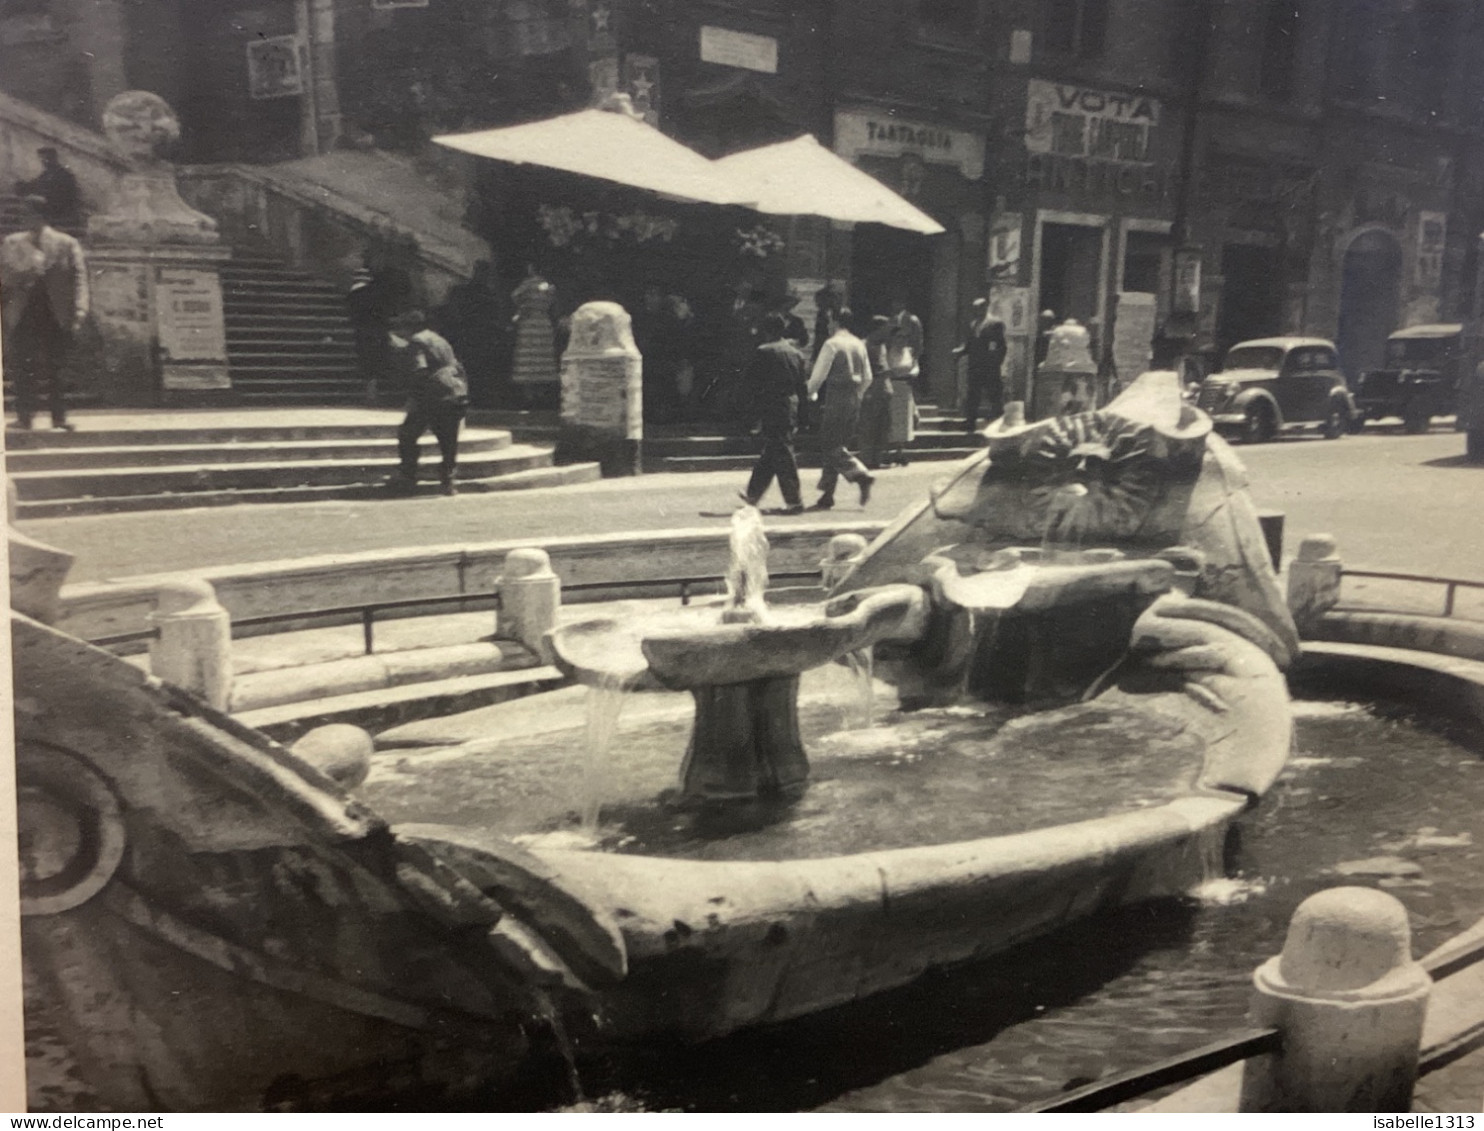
xmin=1 ymin=194 xmax=88 ymax=431
xmin=806 ymin=307 xmax=875 ymax=510
xmin=17 ymin=147 xmax=82 ymax=230
xmin=738 ymin=312 xmax=807 ymax=515
xmin=385 ymin=310 xmax=468 ymax=496
xmin=957 ymin=296 xmax=1007 ymax=433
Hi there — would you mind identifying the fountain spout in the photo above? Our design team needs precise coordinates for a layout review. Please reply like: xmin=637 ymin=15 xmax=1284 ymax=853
xmin=723 ymin=506 xmax=770 ymax=625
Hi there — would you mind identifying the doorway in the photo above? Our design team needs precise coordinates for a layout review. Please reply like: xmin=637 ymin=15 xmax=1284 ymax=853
xmin=1038 ymin=221 xmax=1104 ymax=347
xmin=852 ymin=224 xmax=933 ymax=325
xmin=1217 ymin=243 xmax=1284 ymax=358
xmin=1336 ymin=228 xmax=1403 ymax=383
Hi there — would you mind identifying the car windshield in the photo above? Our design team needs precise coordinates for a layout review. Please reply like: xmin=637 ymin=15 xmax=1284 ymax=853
xmin=1222 ymin=346 xmax=1284 ymax=372
xmin=1385 ymin=338 xmax=1454 ymax=366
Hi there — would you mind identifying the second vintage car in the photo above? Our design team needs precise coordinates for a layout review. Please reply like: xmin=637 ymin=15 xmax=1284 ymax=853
xmin=1194 ymin=337 xmax=1357 ymax=443
xmin=1352 ymin=323 xmax=1463 ymax=434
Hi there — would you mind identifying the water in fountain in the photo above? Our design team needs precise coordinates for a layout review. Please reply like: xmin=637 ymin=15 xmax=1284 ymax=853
xmin=579 ymin=671 xmax=636 ymax=832
xmin=843 ymin=646 xmax=875 ymax=728
xmin=723 ymin=505 xmax=770 ymax=625
xmin=1041 ymin=482 xmax=1089 ymax=564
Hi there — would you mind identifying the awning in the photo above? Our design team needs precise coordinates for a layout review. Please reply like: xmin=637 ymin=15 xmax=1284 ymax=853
xmin=713 ymin=134 xmax=946 ymax=235
xmin=433 ymin=107 xmax=750 ymax=206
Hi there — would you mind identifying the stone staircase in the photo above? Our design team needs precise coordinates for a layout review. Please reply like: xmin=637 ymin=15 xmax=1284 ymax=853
xmin=4 ymin=410 xmax=600 ymax=518
xmin=221 ymin=248 xmax=363 ymax=403
xmin=641 ymin=404 xmax=985 ymax=472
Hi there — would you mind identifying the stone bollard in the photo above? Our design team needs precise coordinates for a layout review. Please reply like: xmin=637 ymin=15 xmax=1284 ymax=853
xmin=498 ymin=548 xmax=561 ymax=662
xmin=1287 ymin=533 xmax=1342 ymax=632
xmin=148 ymin=579 xmax=233 ymax=710
xmin=821 ymin=533 xmax=869 ymax=590
xmin=1239 ymin=887 xmax=1431 ymax=1113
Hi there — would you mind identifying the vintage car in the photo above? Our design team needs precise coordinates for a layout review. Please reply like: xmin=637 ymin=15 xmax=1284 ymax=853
xmin=1194 ymin=337 xmax=1356 ymax=443
xmin=1353 ymin=323 xmax=1463 ymax=434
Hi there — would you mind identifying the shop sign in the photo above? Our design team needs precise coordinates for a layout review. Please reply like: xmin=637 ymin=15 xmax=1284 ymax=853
xmin=1023 ymin=153 xmax=1169 ymax=199
xmin=988 ymin=213 xmax=1022 ymax=278
xmin=247 ymin=35 xmax=305 ymax=100
xmin=1025 ymin=79 xmax=1159 ymax=162
xmin=1417 ymin=211 xmax=1447 ymax=290
xmin=700 ymin=26 xmax=778 ymax=74
xmin=834 ymin=109 xmax=985 ymax=181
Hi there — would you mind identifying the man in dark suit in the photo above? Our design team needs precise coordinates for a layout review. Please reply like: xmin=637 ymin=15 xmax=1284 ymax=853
xmin=1 ymin=195 xmax=88 ymax=431
xmin=738 ymin=312 xmax=808 ymax=514
xmin=957 ymin=296 xmax=1007 ymax=434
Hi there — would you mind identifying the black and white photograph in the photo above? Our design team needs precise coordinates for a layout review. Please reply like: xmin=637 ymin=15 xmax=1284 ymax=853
xmin=6 ymin=0 xmax=1484 ymax=1115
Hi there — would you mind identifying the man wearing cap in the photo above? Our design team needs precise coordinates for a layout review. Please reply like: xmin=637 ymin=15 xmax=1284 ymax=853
xmin=956 ymin=296 xmax=1007 ymax=434
xmin=385 ymin=309 xmax=468 ymax=496
xmin=17 ymin=147 xmax=82 ymax=230
xmin=1 ymin=194 xmax=88 ymax=431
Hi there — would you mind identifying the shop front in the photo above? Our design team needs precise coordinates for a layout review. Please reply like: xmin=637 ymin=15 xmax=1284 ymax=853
xmin=998 ymin=78 xmax=1180 ymax=406
xmin=832 ymin=106 xmax=985 ymax=408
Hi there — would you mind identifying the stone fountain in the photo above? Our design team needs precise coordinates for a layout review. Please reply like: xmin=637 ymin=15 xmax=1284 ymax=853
xmin=13 ymin=368 xmax=1311 ymax=1109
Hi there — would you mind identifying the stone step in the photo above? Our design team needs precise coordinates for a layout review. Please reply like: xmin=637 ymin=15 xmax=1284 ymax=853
xmin=3 ymin=421 xmax=418 ymax=448
xmin=640 ymin=428 xmax=983 ymax=458
xmin=228 ymin=327 xmax=357 ymax=343
xmin=655 ymin=447 xmax=982 ymax=473
xmin=14 ymin=459 xmax=601 ymax=518
xmin=5 ymin=431 xmax=513 ymax=470
xmin=226 ymin=345 xmax=360 ymax=362
xmin=9 ymin=441 xmax=559 ymax=500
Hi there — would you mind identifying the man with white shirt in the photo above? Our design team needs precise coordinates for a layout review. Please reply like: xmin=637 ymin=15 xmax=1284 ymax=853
xmin=806 ymin=306 xmax=875 ymax=510
xmin=1 ymin=195 xmax=88 ymax=431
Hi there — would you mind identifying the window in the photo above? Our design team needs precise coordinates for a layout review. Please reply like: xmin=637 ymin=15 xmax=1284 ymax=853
xmin=1259 ymin=1 xmax=1298 ymax=100
xmin=1043 ymin=0 xmax=1109 ymax=59
xmin=917 ymin=0 xmax=978 ymax=42
xmin=1413 ymin=0 xmax=1456 ymax=118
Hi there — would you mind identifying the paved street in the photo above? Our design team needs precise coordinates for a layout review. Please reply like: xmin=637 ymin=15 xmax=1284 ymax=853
xmin=19 ymin=424 xmax=1484 ymax=584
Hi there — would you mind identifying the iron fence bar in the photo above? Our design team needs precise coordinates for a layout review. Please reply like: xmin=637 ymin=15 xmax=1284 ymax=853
xmin=1342 ymin=568 xmax=1484 ymax=588
xmin=1017 ymin=1027 xmax=1280 ymax=1113
xmin=1445 ymin=581 xmax=1458 ymax=618
xmin=89 ymin=572 xmax=827 ymax=648
xmin=1422 ymin=934 xmax=1484 ymax=982
xmin=1420 ymin=1020 xmax=1484 ymax=1078
xmin=362 ymin=608 xmax=375 ymax=656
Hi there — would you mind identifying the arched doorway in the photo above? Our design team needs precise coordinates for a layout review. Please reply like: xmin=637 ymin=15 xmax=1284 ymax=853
xmin=1336 ymin=228 xmax=1402 ymax=383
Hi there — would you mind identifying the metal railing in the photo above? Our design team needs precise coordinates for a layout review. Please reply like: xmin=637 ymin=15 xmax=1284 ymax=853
xmin=1019 ymin=928 xmax=1484 ymax=1113
xmin=85 ymin=570 xmax=825 ymax=656
xmin=1338 ymin=567 xmax=1484 ymax=619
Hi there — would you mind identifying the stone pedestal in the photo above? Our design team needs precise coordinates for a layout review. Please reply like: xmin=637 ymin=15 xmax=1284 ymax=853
xmin=679 ymin=676 xmax=809 ymax=802
xmin=1240 ymin=887 xmax=1431 ymax=1112
xmin=498 ymin=547 xmax=561 ymax=663
xmin=148 ymin=579 xmax=233 ymax=710
xmin=555 ymin=301 xmax=643 ymax=476
xmin=1287 ymin=533 xmax=1342 ymax=632
xmin=1031 ymin=319 xmax=1098 ymax=421
xmin=89 ymin=244 xmax=233 ymax=407
xmin=86 ymin=91 xmax=233 ymax=407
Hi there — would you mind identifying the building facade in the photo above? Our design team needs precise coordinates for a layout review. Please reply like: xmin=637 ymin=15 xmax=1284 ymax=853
xmin=5 ymin=0 xmax=1484 ymax=404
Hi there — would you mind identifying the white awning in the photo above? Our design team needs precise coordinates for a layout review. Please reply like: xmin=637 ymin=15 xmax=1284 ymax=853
xmin=433 ymin=107 xmax=751 ymax=206
xmin=713 ymin=134 xmax=947 ymax=235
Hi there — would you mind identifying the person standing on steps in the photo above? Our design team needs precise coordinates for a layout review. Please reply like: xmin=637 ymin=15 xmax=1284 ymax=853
xmin=1 ymin=194 xmax=88 ymax=432
xmin=738 ymin=312 xmax=808 ymax=515
xmin=385 ymin=309 xmax=468 ymax=496
xmin=806 ymin=306 xmax=875 ymax=511
xmin=957 ymin=296 xmax=1007 ymax=433
xmin=17 ymin=147 xmax=82 ymax=231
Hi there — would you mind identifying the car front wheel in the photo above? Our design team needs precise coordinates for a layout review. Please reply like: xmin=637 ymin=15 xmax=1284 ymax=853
xmin=1468 ymin=430 xmax=1484 ymax=462
xmin=1403 ymin=400 xmax=1432 ymax=434
xmin=1321 ymin=403 xmax=1350 ymax=440
xmin=1241 ymin=404 xmax=1277 ymax=444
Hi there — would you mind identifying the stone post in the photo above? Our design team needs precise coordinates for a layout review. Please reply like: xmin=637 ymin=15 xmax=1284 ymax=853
xmin=87 ymin=91 xmax=233 ymax=408
xmin=1239 ymin=887 xmax=1431 ymax=1113
xmin=1031 ymin=318 xmax=1098 ymax=421
xmin=498 ymin=548 xmax=561 ymax=663
xmin=821 ymin=533 xmax=869 ymax=590
xmin=1287 ymin=533 xmax=1342 ymax=632
xmin=148 ymin=579 xmax=233 ymax=710
xmin=554 ymin=301 xmax=643 ymax=476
